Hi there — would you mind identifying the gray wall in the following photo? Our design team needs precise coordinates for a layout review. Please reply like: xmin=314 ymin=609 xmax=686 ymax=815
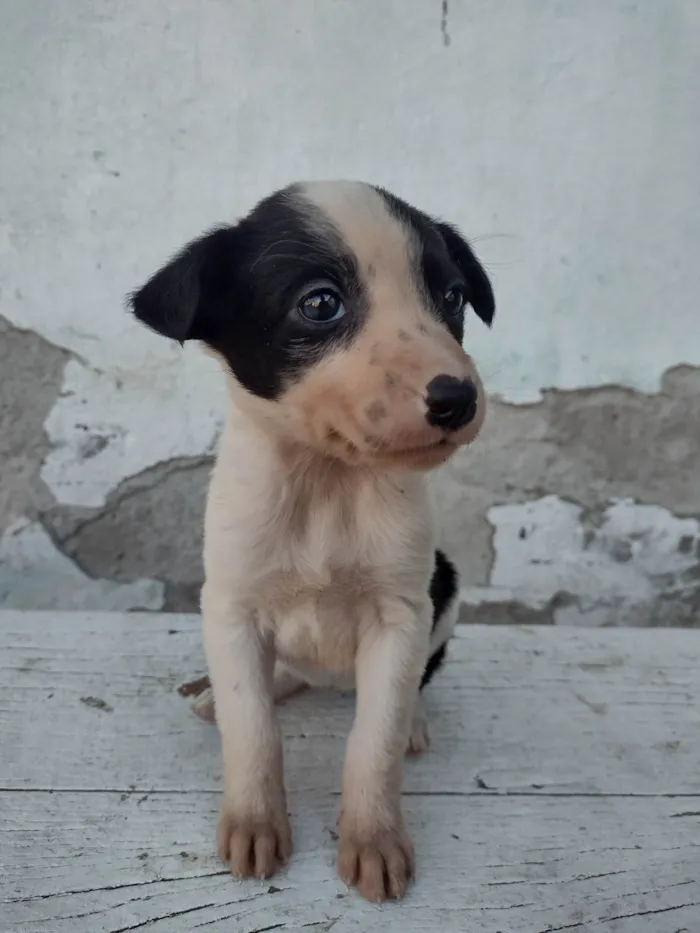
xmin=1 ymin=1 xmax=699 ymax=623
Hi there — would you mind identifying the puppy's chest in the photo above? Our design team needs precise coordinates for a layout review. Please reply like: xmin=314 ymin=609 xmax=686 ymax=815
xmin=250 ymin=486 xmax=423 ymax=677
xmin=266 ymin=572 xmax=370 ymax=683
xmin=256 ymin=495 xmax=388 ymax=607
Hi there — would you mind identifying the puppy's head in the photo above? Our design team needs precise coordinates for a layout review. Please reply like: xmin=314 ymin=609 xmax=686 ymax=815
xmin=130 ymin=181 xmax=494 ymax=470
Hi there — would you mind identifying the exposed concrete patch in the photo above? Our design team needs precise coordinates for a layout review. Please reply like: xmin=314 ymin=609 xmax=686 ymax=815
xmin=457 ymin=586 xmax=574 ymax=626
xmin=0 ymin=519 xmax=163 ymax=611
xmin=438 ymin=365 xmax=700 ymax=589
xmin=42 ymin=456 xmax=211 ymax=589
xmin=40 ymin=355 xmax=224 ymax=508
xmin=0 ymin=315 xmax=68 ymax=536
xmin=485 ymin=496 xmax=700 ymax=626
xmin=162 ymin=580 xmax=202 ymax=614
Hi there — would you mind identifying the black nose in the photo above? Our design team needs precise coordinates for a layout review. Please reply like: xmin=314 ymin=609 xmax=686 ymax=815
xmin=425 ymin=375 xmax=478 ymax=431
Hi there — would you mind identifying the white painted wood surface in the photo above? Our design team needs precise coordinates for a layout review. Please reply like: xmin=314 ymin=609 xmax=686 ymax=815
xmin=1 ymin=612 xmax=699 ymax=932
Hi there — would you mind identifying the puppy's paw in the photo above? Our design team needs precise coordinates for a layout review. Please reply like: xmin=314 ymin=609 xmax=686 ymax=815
xmin=338 ymin=821 xmax=415 ymax=902
xmin=178 ymin=668 xmax=305 ymax=722
xmin=177 ymin=675 xmax=216 ymax=722
xmin=406 ymin=709 xmax=431 ymax=756
xmin=217 ymin=800 xmax=293 ymax=880
xmin=191 ymin=687 xmax=216 ymax=722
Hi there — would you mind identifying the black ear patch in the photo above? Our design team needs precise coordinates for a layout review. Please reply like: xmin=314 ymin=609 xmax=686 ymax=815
xmin=437 ymin=223 xmax=495 ymax=327
xmin=129 ymin=227 xmax=236 ymax=344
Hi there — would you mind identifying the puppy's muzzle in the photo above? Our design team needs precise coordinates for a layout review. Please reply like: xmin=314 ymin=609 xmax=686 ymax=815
xmin=425 ymin=375 xmax=478 ymax=432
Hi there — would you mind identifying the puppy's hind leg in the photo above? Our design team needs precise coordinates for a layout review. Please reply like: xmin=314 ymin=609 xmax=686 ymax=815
xmin=180 ymin=663 xmax=308 ymax=723
xmin=406 ymin=694 xmax=431 ymax=756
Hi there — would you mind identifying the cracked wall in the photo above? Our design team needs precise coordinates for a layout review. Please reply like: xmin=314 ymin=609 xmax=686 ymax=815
xmin=0 ymin=316 xmax=66 ymax=536
xmin=436 ymin=366 xmax=700 ymax=625
xmin=2 ymin=323 xmax=699 ymax=622
xmin=1 ymin=1 xmax=699 ymax=621
xmin=0 ymin=316 xmax=164 ymax=610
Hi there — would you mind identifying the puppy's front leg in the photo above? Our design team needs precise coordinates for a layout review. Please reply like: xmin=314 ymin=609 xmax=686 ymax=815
xmin=338 ymin=597 xmax=430 ymax=902
xmin=202 ymin=585 xmax=292 ymax=879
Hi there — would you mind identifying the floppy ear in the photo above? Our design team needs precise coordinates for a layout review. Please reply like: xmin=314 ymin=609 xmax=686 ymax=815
xmin=128 ymin=226 xmax=235 ymax=344
xmin=437 ymin=222 xmax=495 ymax=327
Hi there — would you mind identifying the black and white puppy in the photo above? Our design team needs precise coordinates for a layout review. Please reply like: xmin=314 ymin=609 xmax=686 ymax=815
xmin=130 ymin=181 xmax=494 ymax=903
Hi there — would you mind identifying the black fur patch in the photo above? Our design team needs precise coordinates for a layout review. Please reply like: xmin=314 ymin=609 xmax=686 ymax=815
xmin=420 ymin=642 xmax=447 ymax=691
xmin=130 ymin=187 xmax=368 ymax=400
xmin=420 ymin=548 xmax=459 ymax=690
xmin=429 ymin=547 xmax=459 ymax=630
xmin=373 ymin=185 xmax=495 ymax=332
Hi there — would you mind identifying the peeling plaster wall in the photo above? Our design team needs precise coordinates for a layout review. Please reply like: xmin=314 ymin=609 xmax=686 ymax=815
xmin=1 ymin=1 xmax=699 ymax=621
xmin=0 ymin=519 xmax=163 ymax=611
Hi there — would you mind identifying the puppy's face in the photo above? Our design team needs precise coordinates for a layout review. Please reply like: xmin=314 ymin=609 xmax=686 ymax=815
xmin=131 ymin=181 xmax=494 ymax=470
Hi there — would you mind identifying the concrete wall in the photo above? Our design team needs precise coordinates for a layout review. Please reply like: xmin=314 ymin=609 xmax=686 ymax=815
xmin=1 ymin=0 xmax=699 ymax=623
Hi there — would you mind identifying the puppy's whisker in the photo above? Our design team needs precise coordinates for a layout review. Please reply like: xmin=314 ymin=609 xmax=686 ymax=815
xmin=480 ymin=260 xmax=522 ymax=271
xmin=468 ymin=232 xmax=519 ymax=244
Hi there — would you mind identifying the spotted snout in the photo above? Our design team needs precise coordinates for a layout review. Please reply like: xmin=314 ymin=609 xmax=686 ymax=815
xmin=282 ymin=317 xmax=487 ymax=469
xmin=358 ymin=352 xmax=486 ymax=468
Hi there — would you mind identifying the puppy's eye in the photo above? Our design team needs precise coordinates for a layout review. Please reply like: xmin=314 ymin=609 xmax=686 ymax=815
xmin=443 ymin=284 xmax=466 ymax=316
xmin=297 ymin=288 xmax=346 ymax=325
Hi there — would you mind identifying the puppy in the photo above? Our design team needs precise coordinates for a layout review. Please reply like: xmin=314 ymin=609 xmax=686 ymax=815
xmin=129 ymin=181 xmax=494 ymax=902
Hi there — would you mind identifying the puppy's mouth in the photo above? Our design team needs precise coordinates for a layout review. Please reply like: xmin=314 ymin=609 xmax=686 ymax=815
xmin=366 ymin=436 xmax=458 ymax=466
xmin=317 ymin=423 xmax=461 ymax=468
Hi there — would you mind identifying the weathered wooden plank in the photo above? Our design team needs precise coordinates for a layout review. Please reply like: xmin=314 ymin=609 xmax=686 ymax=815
xmin=2 ymin=791 xmax=699 ymax=933
xmin=1 ymin=612 xmax=699 ymax=795
xmin=2 ymin=612 xmax=700 ymax=930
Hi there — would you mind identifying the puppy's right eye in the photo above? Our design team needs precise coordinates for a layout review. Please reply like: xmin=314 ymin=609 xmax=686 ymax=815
xmin=442 ymin=283 xmax=466 ymax=317
xmin=297 ymin=288 xmax=346 ymax=325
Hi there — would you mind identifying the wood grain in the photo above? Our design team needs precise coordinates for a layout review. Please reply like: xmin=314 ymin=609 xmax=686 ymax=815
xmin=1 ymin=612 xmax=699 ymax=931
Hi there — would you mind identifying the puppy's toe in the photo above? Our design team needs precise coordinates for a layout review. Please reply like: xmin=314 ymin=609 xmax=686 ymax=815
xmin=338 ymin=824 xmax=415 ymax=902
xmin=218 ymin=803 xmax=293 ymax=880
xmin=406 ymin=710 xmax=431 ymax=756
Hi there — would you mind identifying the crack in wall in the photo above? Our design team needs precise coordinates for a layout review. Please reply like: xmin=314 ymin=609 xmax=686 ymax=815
xmin=41 ymin=455 xmax=212 ymax=592
xmin=440 ymin=0 xmax=451 ymax=47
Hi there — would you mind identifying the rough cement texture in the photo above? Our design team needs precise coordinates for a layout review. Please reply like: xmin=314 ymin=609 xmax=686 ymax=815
xmin=0 ymin=518 xmax=163 ymax=610
xmin=438 ymin=366 xmax=700 ymax=625
xmin=0 ymin=316 xmax=167 ymax=609
xmin=0 ymin=316 xmax=67 ymax=536
xmin=42 ymin=457 xmax=210 ymax=612
xmin=437 ymin=365 xmax=700 ymax=581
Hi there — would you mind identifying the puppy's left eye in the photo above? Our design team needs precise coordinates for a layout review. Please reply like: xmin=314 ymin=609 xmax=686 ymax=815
xmin=297 ymin=288 xmax=346 ymax=325
xmin=442 ymin=284 xmax=466 ymax=316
